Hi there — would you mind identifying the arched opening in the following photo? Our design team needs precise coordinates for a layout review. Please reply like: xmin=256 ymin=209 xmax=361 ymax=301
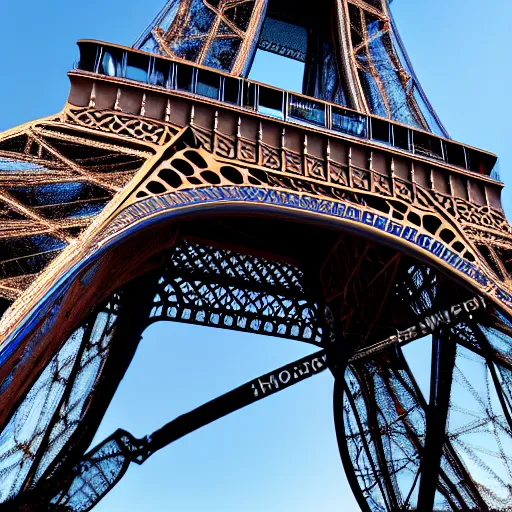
xmin=90 ymin=322 xmax=357 ymax=511
xmin=0 ymin=210 xmax=510 ymax=511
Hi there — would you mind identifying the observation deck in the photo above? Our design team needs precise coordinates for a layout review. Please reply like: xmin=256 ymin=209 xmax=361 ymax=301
xmin=68 ymin=40 xmax=503 ymax=212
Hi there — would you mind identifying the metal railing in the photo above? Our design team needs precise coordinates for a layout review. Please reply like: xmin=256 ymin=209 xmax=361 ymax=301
xmin=75 ymin=41 xmax=497 ymax=177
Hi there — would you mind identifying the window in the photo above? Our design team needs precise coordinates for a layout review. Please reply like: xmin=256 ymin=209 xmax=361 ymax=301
xmin=98 ymin=48 xmax=123 ymax=77
xmin=258 ymin=86 xmax=284 ymax=119
xmin=125 ymin=53 xmax=149 ymax=82
xmin=413 ymin=131 xmax=443 ymax=160
xmin=196 ymin=69 xmax=220 ymax=99
xmin=371 ymin=118 xmax=390 ymax=144
xmin=444 ymin=142 xmax=466 ymax=169
xmin=332 ymin=107 xmax=367 ymax=138
xmin=175 ymin=63 xmax=194 ymax=92
xmin=242 ymin=82 xmax=256 ymax=109
xmin=150 ymin=58 xmax=171 ymax=88
xmin=288 ymin=95 xmax=325 ymax=127
xmin=223 ymin=76 xmax=240 ymax=104
xmin=466 ymin=148 xmax=494 ymax=175
xmin=393 ymin=125 xmax=409 ymax=151
xmin=78 ymin=44 xmax=99 ymax=72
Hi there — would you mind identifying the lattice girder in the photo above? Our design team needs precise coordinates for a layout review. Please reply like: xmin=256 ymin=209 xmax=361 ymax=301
xmin=133 ymin=0 xmax=447 ymax=134
xmin=336 ymin=342 xmax=510 ymax=512
xmin=0 ymin=110 xmax=173 ymax=309
xmin=0 ymin=237 xmax=327 ymax=509
xmin=147 ymin=241 xmax=324 ymax=343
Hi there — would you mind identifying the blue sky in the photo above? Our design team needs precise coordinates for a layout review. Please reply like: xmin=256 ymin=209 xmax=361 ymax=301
xmin=0 ymin=1 xmax=511 ymax=510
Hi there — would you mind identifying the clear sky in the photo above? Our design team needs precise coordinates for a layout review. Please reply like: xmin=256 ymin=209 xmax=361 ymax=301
xmin=0 ymin=1 xmax=511 ymax=511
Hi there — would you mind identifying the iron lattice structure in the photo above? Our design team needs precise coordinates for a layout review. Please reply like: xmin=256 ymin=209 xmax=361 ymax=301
xmin=0 ymin=0 xmax=512 ymax=510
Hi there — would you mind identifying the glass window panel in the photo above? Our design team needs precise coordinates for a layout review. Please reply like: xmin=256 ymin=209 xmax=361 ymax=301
xmin=332 ymin=107 xmax=367 ymax=138
xmin=258 ymin=86 xmax=284 ymax=119
xmin=466 ymin=148 xmax=494 ymax=175
xmin=98 ymin=49 xmax=123 ymax=77
xmin=175 ymin=63 xmax=194 ymax=92
xmin=303 ymin=32 xmax=348 ymax=105
xmin=0 ymin=234 xmax=67 ymax=278
xmin=125 ymin=53 xmax=149 ymax=83
xmin=151 ymin=59 xmax=171 ymax=88
xmin=413 ymin=131 xmax=443 ymax=160
xmin=196 ymin=69 xmax=220 ymax=99
xmin=371 ymin=118 xmax=390 ymax=144
xmin=78 ymin=44 xmax=99 ymax=72
xmin=393 ymin=125 xmax=409 ymax=151
xmin=445 ymin=142 xmax=466 ymax=168
xmin=288 ymin=95 xmax=326 ymax=127
xmin=223 ymin=76 xmax=240 ymax=104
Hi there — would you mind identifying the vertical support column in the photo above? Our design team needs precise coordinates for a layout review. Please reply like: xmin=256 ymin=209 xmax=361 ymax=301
xmin=417 ymin=329 xmax=457 ymax=511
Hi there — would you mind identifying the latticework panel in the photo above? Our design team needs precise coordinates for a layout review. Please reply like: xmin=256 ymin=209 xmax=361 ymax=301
xmin=134 ymin=0 xmax=267 ymax=74
xmin=115 ymin=129 xmax=512 ymax=316
xmin=148 ymin=241 xmax=324 ymax=343
xmin=0 ymin=0 xmax=509 ymax=507
xmin=0 ymin=113 xmax=158 ymax=310
xmin=345 ymin=0 xmax=447 ymax=135
xmin=2 ymin=234 xmax=512 ymax=511
xmin=134 ymin=0 xmax=447 ymax=134
xmin=336 ymin=279 xmax=512 ymax=512
xmin=0 ymin=92 xmax=509 ymax=512
xmin=0 ymin=294 xmax=122 ymax=506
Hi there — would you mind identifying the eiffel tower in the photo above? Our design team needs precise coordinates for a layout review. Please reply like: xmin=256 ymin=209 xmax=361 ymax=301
xmin=0 ymin=0 xmax=511 ymax=510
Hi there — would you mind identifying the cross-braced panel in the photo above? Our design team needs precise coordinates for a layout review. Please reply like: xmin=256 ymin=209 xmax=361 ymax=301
xmin=336 ymin=292 xmax=512 ymax=511
xmin=148 ymin=241 xmax=323 ymax=343
xmin=0 ymin=294 xmax=122 ymax=506
xmin=0 ymin=116 xmax=156 ymax=310
xmin=338 ymin=347 xmax=492 ymax=511
xmin=135 ymin=0 xmax=267 ymax=73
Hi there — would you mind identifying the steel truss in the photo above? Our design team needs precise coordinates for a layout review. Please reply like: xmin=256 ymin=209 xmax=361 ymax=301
xmin=336 ymin=268 xmax=512 ymax=512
